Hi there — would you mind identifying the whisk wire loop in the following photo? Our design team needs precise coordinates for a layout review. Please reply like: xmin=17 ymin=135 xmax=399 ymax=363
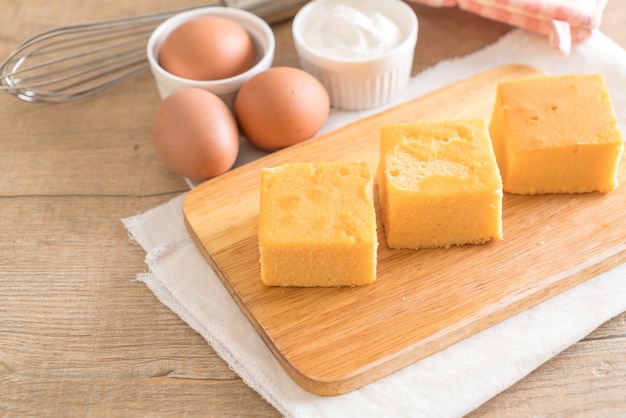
xmin=0 ymin=6 xmax=208 ymax=102
xmin=1 ymin=1 xmax=308 ymax=102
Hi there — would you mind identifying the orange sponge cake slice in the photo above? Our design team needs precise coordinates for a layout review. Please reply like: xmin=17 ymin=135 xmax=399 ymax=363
xmin=378 ymin=119 xmax=503 ymax=250
xmin=489 ymin=74 xmax=624 ymax=194
xmin=259 ymin=162 xmax=377 ymax=287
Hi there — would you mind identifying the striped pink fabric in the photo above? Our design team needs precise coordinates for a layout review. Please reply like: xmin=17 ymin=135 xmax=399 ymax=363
xmin=406 ymin=0 xmax=608 ymax=54
xmin=411 ymin=0 xmax=458 ymax=5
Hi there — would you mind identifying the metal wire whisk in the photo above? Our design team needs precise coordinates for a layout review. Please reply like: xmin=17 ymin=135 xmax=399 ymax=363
xmin=0 ymin=7 xmax=204 ymax=103
xmin=0 ymin=1 xmax=305 ymax=103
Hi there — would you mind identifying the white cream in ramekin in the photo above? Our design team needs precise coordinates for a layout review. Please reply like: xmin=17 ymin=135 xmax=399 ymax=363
xmin=292 ymin=0 xmax=418 ymax=111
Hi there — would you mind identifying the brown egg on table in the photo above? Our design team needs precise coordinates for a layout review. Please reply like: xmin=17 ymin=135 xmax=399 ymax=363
xmin=234 ymin=66 xmax=330 ymax=151
xmin=158 ymin=15 xmax=254 ymax=81
xmin=152 ymin=88 xmax=240 ymax=180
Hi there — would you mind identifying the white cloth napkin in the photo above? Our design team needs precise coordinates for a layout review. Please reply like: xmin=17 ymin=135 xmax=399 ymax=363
xmin=123 ymin=29 xmax=626 ymax=418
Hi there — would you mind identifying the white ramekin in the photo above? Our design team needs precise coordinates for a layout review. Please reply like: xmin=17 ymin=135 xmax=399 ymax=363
xmin=292 ymin=0 xmax=418 ymax=111
xmin=147 ymin=7 xmax=275 ymax=108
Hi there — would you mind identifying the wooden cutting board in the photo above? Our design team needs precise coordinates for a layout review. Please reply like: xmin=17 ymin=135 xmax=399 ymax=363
xmin=182 ymin=64 xmax=626 ymax=396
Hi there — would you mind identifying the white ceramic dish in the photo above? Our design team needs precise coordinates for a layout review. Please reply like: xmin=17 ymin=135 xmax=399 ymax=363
xmin=292 ymin=0 xmax=418 ymax=111
xmin=147 ymin=7 xmax=275 ymax=108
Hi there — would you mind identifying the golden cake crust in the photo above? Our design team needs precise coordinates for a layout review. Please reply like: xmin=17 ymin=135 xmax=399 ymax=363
xmin=378 ymin=119 xmax=503 ymax=250
xmin=489 ymin=74 xmax=624 ymax=194
xmin=259 ymin=162 xmax=377 ymax=287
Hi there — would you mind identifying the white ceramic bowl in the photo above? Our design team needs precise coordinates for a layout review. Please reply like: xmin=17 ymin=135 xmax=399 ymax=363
xmin=147 ymin=7 xmax=275 ymax=108
xmin=292 ymin=0 xmax=418 ymax=111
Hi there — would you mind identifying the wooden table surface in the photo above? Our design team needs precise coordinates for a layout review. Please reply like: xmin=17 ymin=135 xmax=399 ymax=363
xmin=1 ymin=1 xmax=624 ymax=416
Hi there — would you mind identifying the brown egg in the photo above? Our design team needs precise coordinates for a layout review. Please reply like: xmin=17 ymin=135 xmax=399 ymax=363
xmin=158 ymin=15 xmax=254 ymax=81
xmin=152 ymin=88 xmax=239 ymax=180
xmin=234 ymin=67 xmax=330 ymax=151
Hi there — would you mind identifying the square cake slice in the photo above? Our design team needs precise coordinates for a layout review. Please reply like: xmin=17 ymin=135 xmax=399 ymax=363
xmin=259 ymin=162 xmax=377 ymax=287
xmin=378 ymin=119 xmax=503 ymax=250
xmin=489 ymin=74 xmax=624 ymax=194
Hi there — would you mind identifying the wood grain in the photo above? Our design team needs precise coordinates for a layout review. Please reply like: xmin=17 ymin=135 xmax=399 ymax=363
xmin=183 ymin=64 xmax=626 ymax=395
xmin=1 ymin=0 xmax=625 ymax=416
